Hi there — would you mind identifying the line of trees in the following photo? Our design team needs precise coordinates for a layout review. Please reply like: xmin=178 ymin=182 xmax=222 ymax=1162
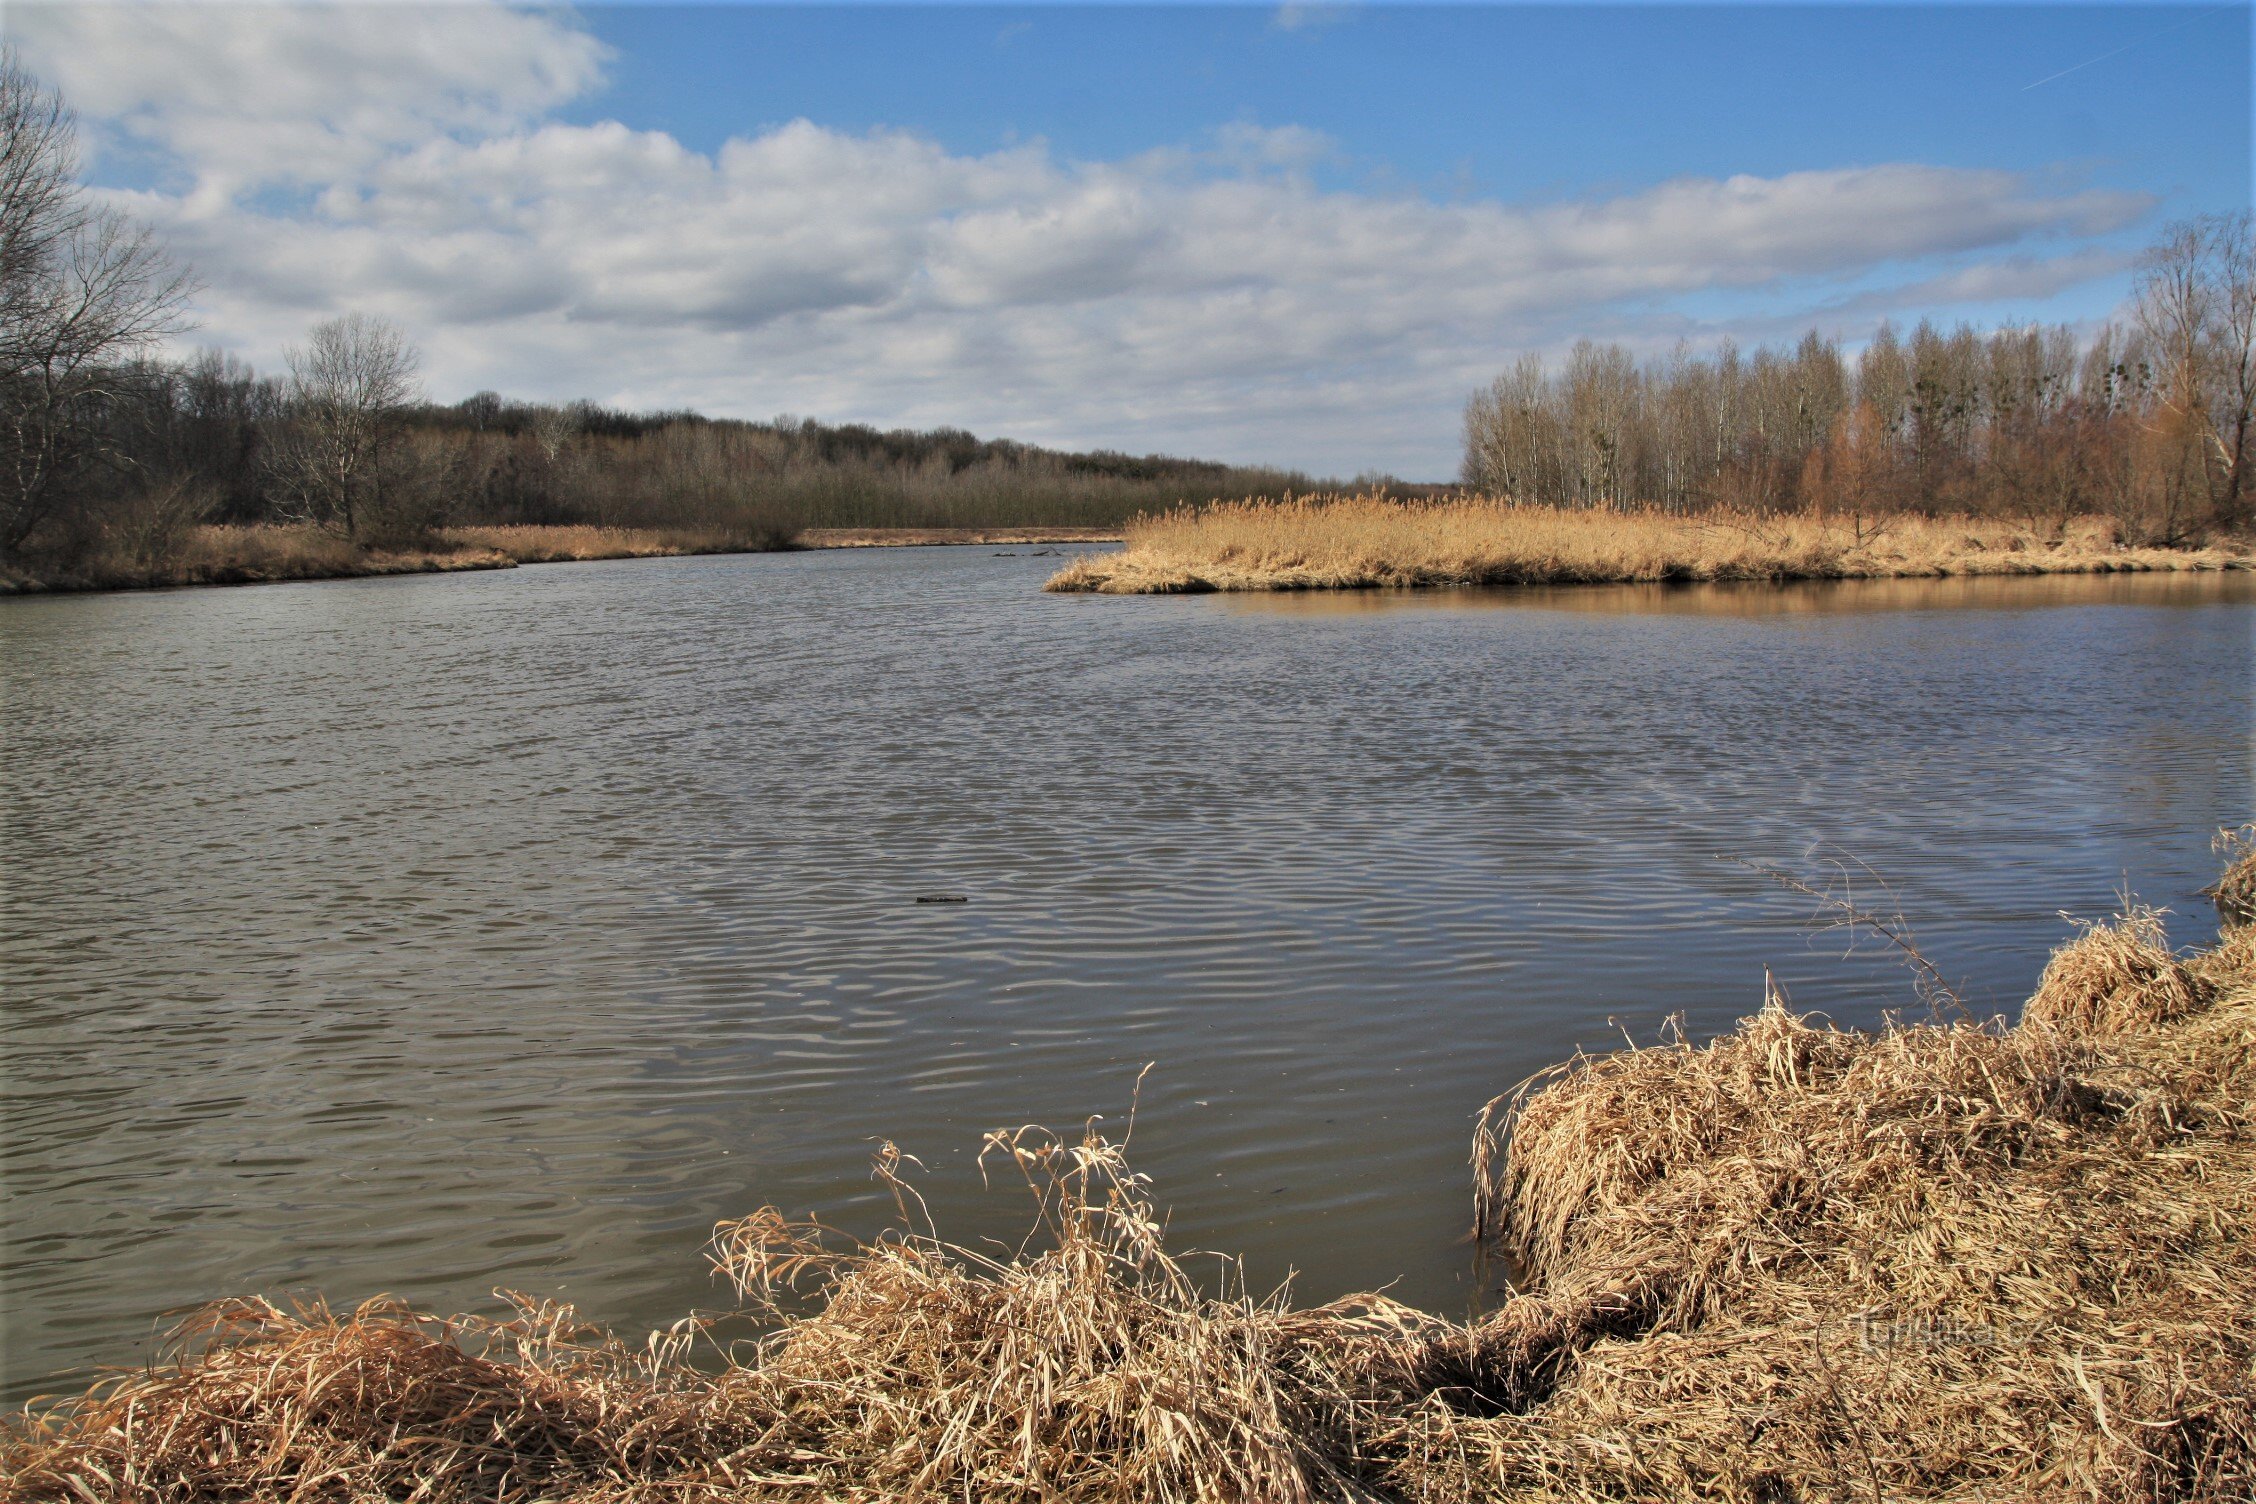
xmin=1462 ymin=218 xmax=2256 ymax=542
xmin=0 ymin=50 xmax=1315 ymax=582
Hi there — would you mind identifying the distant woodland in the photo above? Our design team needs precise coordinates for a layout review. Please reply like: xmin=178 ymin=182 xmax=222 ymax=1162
xmin=1462 ymin=220 xmax=2255 ymax=542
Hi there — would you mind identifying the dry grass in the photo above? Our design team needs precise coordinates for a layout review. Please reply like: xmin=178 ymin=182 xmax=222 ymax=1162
xmin=1045 ymin=494 xmax=2255 ymax=593
xmin=0 ymin=1124 xmax=1426 ymax=1504
xmin=2023 ymin=907 xmax=2207 ymax=1037
xmin=0 ymin=523 xmax=800 ymax=594
xmin=9 ymin=860 xmax=2255 ymax=1503
xmin=2208 ymin=826 xmax=2256 ymax=931
xmin=796 ymin=526 xmax=1126 ymax=548
xmin=0 ymin=524 xmax=518 ymax=592
xmin=446 ymin=524 xmax=785 ymax=564
xmin=1457 ymin=904 xmax=2255 ymax=1502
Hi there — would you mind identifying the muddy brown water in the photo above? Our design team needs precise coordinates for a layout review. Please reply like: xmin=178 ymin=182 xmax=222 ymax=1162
xmin=3 ymin=553 xmax=2251 ymax=1403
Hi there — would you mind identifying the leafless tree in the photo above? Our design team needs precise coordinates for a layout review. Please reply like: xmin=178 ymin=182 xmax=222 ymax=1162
xmin=2136 ymin=213 xmax=2255 ymax=528
xmin=0 ymin=47 xmax=192 ymax=554
xmin=269 ymin=313 xmax=423 ymax=540
xmin=1461 ymin=286 xmax=2254 ymax=538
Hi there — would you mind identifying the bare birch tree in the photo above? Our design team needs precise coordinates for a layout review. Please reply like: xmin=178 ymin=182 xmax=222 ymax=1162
xmin=269 ymin=313 xmax=423 ymax=540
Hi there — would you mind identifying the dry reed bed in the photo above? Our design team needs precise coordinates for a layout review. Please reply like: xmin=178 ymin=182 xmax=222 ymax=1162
xmin=1045 ymin=494 xmax=2255 ymax=593
xmin=9 ymin=850 xmax=2255 ymax=1502
xmin=1 ymin=524 xmax=790 ymax=593
xmin=1 ymin=521 xmax=1129 ymax=594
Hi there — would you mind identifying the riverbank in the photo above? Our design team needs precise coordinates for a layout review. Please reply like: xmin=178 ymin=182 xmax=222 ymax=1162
xmin=8 ymin=836 xmax=2251 ymax=1501
xmin=798 ymin=525 xmax=1123 ymax=549
xmin=0 ymin=523 xmax=1128 ymax=595
xmin=1045 ymin=494 xmax=2255 ymax=593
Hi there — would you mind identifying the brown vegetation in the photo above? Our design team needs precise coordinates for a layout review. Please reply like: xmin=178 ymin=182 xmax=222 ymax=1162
xmin=1047 ymin=493 xmax=2253 ymax=593
xmin=0 ymin=523 xmax=771 ymax=593
xmin=0 ymin=522 xmax=1142 ymax=594
xmin=1457 ymin=906 xmax=2255 ymax=1501
xmin=2208 ymin=826 xmax=2256 ymax=931
xmin=797 ymin=525 xmax=1125 ymax=548
xmin=9 ymin=843 xmax=2254 ymax=1502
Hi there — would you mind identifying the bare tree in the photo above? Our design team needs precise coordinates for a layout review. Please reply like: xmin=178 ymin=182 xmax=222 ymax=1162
xmin=0 ymin=48 xmax=192 ymax=555
xmin=2136 ymin=212 xmax=2256 ymax=529
xmin=269 ymin=313 xmax=423 ymax=540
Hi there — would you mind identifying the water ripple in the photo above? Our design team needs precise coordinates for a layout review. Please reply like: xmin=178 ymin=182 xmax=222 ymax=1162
xmin=2 ymin=556 xmax=2250 ymax=1402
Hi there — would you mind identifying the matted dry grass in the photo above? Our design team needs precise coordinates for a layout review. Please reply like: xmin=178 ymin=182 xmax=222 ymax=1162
xmin=446 ymin=524 xmax=790 ymax=564
xmin=2209 ymin=826 xmax=2256 ymax=932
xmin=1045 ymin=494 xmax=2254 ymax=593
xmin=0 ymin=524 xmax=794 ymax=594
xmin=9 ymin=854 xmax=2254 ymax=1503
xmin=1449 ymin=889 xmax=2256 ymax=1503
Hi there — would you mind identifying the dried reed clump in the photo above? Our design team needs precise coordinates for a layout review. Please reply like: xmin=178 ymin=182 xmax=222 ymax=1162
xmin=1045 ymin=493 xmax=2254 ymax=594
xmin=2207 ymin=825 xmax=2256 ymax=930
xmin=1 ymin=1125 xmax=1408 ymax=1504
xmin=2024 ymin=906 xmax=2208 ymax=1037
xmin=695 ymin=1128 xmax=1357 ymax=1503
xmin=1446 ymin=902 xmax=2256 ymax=1503
xmin=0 ymin=1294 xmax=746 ymax=1503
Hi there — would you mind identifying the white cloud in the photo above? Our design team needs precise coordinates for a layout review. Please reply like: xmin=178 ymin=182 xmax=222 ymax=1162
xmin=8 ymin=1 xmax=608 ymax=197
xmin=1860 ymin=249 xmax=2136 ymax=309
xmin=7 ymin=2 xmax=2157 ymax=476
xmin=1272 ymin=5 xmax=1361 ymax=35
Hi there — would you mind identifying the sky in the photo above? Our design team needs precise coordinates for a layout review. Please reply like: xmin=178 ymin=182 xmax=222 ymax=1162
xmin=8 ymin=2 xmax=2251 ymax=478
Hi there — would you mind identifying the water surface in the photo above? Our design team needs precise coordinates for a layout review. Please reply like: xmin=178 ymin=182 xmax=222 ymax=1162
xmin=3 ymin=554 xmax=2250 ymax=1401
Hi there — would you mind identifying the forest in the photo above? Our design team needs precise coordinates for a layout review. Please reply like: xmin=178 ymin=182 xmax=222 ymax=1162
xmin=1461 ymin=218 xmax=2254 ymax=543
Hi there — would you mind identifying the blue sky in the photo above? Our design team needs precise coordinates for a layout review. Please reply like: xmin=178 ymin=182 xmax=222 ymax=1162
xmin=13 ymin=3 xmax=2251 ymax=476
xmin=578 ymin=5 xmax=2245 ymax=206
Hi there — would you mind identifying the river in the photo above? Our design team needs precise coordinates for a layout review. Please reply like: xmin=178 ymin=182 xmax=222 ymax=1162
xmin=3 ymin=549 xmax=2250 ymax=1402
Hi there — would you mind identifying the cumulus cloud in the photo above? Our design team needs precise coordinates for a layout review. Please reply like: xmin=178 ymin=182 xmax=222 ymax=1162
xmin=9 ymin=0 xmax=608 ymax=197
xmin=6 ymin=1 xmax=2155 ymax=475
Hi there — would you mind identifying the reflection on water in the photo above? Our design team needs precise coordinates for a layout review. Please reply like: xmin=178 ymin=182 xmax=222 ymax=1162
xmin=1219 ymin=569 xmax=2256 ymax=617
xmin=2 ymin=550 xmax=2250 ymax=1403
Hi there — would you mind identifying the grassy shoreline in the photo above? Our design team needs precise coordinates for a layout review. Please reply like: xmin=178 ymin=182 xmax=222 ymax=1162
xmin=8 ymin=836 xmax=2253 ymax=1501
xmin=1045 ymin=494 xmax=2255 ymax=594
xmin=0 ymin=524 xmax=1128 ymax=596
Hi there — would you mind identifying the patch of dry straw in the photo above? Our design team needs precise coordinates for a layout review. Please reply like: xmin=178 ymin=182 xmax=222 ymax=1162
xmin=9 ymin=870 xmax=2255 ymax=1503
xmin=1 ymin=1123 xmax=1438 ymax=1503
xmin=1045 ymin=494 xmax=2253 ymax=594
xmin=2207 ymin=825 xmax=2256 ymax=931
xmin=1453 ymin=906 xmax=2254 ymax=1502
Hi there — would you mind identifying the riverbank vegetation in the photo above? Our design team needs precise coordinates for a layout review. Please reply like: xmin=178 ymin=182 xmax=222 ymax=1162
xmin=0 ymin=521 xmax=1125 ymax=594
xmin=10 ymin=841 xmax=2253 ymax=1502
xmin=1045 ymin=494 xmax=2252 ymax=593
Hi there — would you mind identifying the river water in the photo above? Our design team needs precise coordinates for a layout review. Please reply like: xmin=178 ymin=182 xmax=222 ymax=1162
xmin=3 ymin=550 xmax=2250 ymax=1402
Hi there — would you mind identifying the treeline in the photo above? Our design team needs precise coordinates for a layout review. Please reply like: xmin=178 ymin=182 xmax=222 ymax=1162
xmin=112 ymin=346 xmax=1319 ymax=538
xmin=14 ymin=317 xmax=1320 ymax=577
xmin=1463 ymin=218 xmax=2255 ymax=542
